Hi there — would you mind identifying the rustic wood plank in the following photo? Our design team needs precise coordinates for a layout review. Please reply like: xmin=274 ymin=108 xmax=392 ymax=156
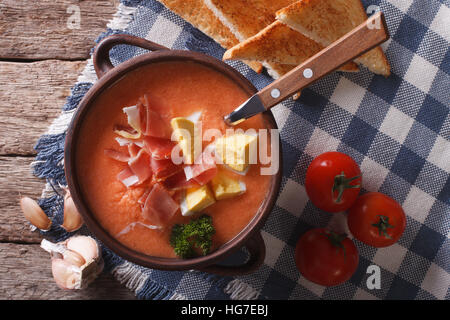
xmin=0 ymin=60 xmax=86 ymax=155
xmin=0 ymin=156 xmax=49 ymax=243
xmin=0 ymin=157 xmax=137 ymax=299
xmin=0 ymin=242 xmax=136 ymax=299
xmin=0 ymin=0 xmax=119 ymax=60
xmin=0 ymin=0 xmax=140 ymax=300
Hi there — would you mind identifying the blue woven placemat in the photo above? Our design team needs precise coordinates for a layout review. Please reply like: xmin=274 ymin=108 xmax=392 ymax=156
xmin=33 ymin=0 xmax=450 ymax=300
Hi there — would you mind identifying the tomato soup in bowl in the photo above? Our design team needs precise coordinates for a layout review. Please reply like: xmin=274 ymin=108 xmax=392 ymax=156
xmin=65 ymin=35 xmax=281 ymax=274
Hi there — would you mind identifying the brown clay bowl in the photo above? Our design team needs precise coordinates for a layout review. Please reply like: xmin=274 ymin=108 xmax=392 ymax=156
xmin=64 ymin=34 xmax=282 ymax=275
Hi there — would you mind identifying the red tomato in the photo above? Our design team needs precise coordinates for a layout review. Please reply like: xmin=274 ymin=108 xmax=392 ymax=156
xmin=348 ymin=192 xmax=406 ymax=248
xmin=305 ymin=152 xmax=361 ymax=213
xmin=294 ymin=228 xmax=359 ymax=286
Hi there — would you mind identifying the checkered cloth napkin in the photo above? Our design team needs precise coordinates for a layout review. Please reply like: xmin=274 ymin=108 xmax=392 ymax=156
xmin=33 ymin=0 xmax=449 ymax=299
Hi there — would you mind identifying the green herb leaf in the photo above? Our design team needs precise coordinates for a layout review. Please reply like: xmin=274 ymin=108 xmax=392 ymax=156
xmin=170 ymin=214 xmax=215 ymax=259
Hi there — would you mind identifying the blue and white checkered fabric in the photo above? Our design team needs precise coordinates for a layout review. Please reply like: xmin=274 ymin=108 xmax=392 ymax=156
xmin=34 ymin=0 xmax=449 ymax=300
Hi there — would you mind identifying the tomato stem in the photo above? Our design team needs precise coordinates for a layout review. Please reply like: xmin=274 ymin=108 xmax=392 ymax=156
xmin=332 ymin=172 xmax=361 ymax=204
xmin=372 ymin=215 xmax=395 ymax=239
xmin=323 ymin=230 xmax=347 ymax=258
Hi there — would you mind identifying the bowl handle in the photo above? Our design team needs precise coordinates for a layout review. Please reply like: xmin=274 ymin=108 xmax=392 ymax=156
xmin=199 ymin=232 xmax=266 ymax=276
xmin=93 ymin=34 xmax=169 ymax=78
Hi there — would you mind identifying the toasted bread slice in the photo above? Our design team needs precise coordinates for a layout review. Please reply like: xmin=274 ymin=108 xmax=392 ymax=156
xmin=276 ymin=0 xmax=390 ymax=76
xmin=265 ymin=62 xmax=295 ymax=79
xmin=156 ymin=0 xmax=263 ymax=73
xmin=203 ymin=0 xmax=297 ymax=41
xmin=202 ymin=0 xmax=299 ymax=76
xmin=223 ymin=21 xmax=359 ymax=72
xmin=242 ymin=60 xmax=264 ymax=73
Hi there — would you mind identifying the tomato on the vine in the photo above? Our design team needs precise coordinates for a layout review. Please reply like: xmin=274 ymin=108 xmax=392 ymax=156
xmin=305 ymin=152 xmax=361 ymax=213
xmin=347 ymin=192 xmax=406 ymax=248
xmin=294 ymin=228 xmax=359 ymax=286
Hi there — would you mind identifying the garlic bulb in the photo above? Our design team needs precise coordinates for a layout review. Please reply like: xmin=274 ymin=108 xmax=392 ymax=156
xmin=41 ymin=236 xmax=103 ymax=290
xmin=20 ymin=197 xmax=52 ymax=231
xmin=61 ymin=190 xmax=83 ymax=232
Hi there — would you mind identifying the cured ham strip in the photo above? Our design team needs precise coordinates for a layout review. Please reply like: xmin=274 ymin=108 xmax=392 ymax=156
xmin=143 ymin=136 xmax=176 ymax=160
xmin=150 ymin=157 xmax=182 ymax=180
xmin=192 ymin=167 xmax=218 ymax=185
xmin=162 ymin=170 xmax=200 ymax=190
xmin=140 ymin=95 xmax=170 ymax=138
xmin=104 ymin=149 xmax=130 ymax=163
xmin=115 ymin=137 xmax=133 ymax=147
xmin=113 ymin=124 xmax=141 ymax=139
xmin=117 ymin=167 xmax=139 ymax=188
xmin=184 ymin=145 xmax=217 ymax=185
xmin=128 ymin=149 xmax=152 ymax=184
xmin=128 ymin=143 xmax=141 ymax=158
xmin=142 ymin=183 xmax=179 ymax=226
xmin=115 ymin=221 xmax=161 ymax=238
xmin=115 ymin=137 xmax=144 ymax=148
xmin=145 ymin=108 xmax=170 ymax=138
xmin=123 ymin=105 xmax=142 ymax=133
xmin=138 ymin=188 xmax=151 ymax=206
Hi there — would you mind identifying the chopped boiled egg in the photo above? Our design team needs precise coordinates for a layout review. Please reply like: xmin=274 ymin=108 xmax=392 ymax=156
xmin=215 ymin=133 xmax=258 ymax=172
xmin=180 ymin=185 xmax=216 ymax=216
xmin=171 ymin=117 xmax=197 ymax=164
xmin=210 ymin=172 xmax=246 ymax=200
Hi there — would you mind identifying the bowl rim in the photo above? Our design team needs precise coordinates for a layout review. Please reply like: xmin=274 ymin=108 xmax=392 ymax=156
xmin=64 ymin=49 xmax=283 ymax=271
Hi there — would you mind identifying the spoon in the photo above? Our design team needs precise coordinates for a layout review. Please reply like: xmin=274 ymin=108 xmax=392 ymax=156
xmin=224 ymin=12 xmax=390 ymax=125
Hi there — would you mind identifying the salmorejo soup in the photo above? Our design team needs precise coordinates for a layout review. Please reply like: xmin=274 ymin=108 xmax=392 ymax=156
xmin=76 ymin=61 xmax=278 ymax=259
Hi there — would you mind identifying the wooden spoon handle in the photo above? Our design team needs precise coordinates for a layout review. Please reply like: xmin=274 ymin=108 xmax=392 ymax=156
xmin=257 ymin=12 xmax=389 ymax=109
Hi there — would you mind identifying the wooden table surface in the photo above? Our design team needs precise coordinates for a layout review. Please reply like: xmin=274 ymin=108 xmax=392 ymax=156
xmin=0 ymin=0 xmax=136 ymax=299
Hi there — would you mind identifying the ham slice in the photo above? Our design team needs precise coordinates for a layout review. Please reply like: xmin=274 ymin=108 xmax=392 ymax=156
xmin=191 ymin=167 xmax=217 ymax=185
xmin=128 ymin=143 xmax=141 ymax=158
xmin=113 ymin=124 xmax=141 ymax=139
xmin=128 ymin=149 xmax=152 ymax=184
xmin=142 ymin=183 xmax=179 ymax=226
xmin=115 ymin=221 xmax=161 ymax=238
xmin=115 ymin=137 xmax=144 ymax=148
xmin=150 ymin=157 xmax=182 ymax=180
xmin=104 ymin=149 xmax=130 ymax=163
xmin=123 ymin=105 xmax=142 ymax=133
xmin=161 ymin=170 xmax=200 ymax=190
xmin=117 ymin=167 xmax=139 ymax=188
xmin=143 ymin=136 xmax=176 ymax=160
xmin=138 ymin=188 xmax=151 ymax=206
xmin=145 ymin=108 xmax=169 ymax=138
xmin=140 ymin=95 xmax=170 ymax=138
xmin=183 ymin=146 xmax=217 ymax=185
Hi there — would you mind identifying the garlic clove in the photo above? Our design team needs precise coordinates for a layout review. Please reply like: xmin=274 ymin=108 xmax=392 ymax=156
xmin=61 ymin=191 xmax=83 ymax=232
xmin=66 ymin=236 xmax=100 ymax=263
xmin=65 ymin=273 xmax=80 ymax=290
xmin=63 ymin=249 xmax=86 ymax=268
xmin=51 ymin=258 xmax=80 ymax=290
xmin=20 ymin=197 xmax=52 ymax=231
